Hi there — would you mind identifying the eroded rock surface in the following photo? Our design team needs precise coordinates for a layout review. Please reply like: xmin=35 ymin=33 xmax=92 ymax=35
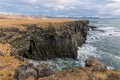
xmin=14 ymin=58 xmax=120 ymax=80
xmin=14 ymin=64 xmax=54 ymax=80
xmin=38 ymin=58 xmax=120 ymax=80
xmin=0 ymin=20 xmax=89 ymax=60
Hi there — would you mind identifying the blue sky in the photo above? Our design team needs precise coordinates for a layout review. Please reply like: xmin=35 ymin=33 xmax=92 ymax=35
xmin=0 ymin=0 xmax=120 ymax=17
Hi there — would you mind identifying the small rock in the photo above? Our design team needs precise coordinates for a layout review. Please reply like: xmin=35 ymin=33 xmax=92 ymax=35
xmin=37 ymin=64 xmax=55 ymax=77
xmin=92 ymin=63 xmax=107 ymax=72
xmin=107 ymin=73 xmax=120 ymax=80
xmin=85 ymin=57 xmax=99 ymax=67
xmin=85 ymin=57 xmax=107 ymax=72
xmin=14 ymin=64 xmax=38 ymax=80
xmin=0 ymin=51 xmax=4 ymax=56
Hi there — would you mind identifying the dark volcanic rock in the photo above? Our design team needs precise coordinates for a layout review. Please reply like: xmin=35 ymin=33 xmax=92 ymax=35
xmin=89 ymin=26 xmax=97 ymax=30
xmin=27 ymin=21 xmax=89 ymax=60
xmin=14 ymin=64 xmax=54 ymax=80
xmin=0 ymin=20 xmax=89 ymax=60
xmin=14 ymin=57 xmax=120 ymax=80
xmin=14 ymin=64 xmax=38 ymax=80
xmin=37 ymin=64 xmax=54 ymax=77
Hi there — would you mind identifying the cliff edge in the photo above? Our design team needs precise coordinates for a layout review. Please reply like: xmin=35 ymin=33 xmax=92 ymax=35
xmin=0 ymin=20 xmax=89 ymax=60
xmin=0 ymin=18 xmax=120 ymax=80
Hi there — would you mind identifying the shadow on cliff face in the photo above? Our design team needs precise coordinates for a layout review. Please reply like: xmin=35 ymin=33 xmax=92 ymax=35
xmin=23 ymin=21 xmax=89 ymax=60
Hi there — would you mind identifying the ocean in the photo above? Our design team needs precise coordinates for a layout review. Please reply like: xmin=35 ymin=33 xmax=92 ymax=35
xmin=29 ymin=19 xmax=120 ymax=71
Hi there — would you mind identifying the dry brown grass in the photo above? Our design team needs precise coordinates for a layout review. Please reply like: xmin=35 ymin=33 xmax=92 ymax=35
xmin=0 ymin=18 xmax=73 ymax=28
xmin=0 ymin=43 xmax=27 ymax=80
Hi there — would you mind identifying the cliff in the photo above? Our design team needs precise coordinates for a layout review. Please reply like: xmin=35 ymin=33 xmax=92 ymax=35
xmin=0 ymin=20 xmax=89 ymax=60
xmin=0 ymin=18 xmax=120 ymax=80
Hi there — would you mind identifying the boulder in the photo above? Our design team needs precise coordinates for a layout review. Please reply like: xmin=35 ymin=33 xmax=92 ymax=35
xmin=92 ymin=63 xmax=107 ymax=72
xmin=14 ymin=64 xmax=54 ymax=80
xmin=37 ymin=64 xmax=55 ymax=77
xmin=85 ymin=57 xmax=99 ymax=67
xmin=85 ymin=57 xmax=107 ymax=72
xmin=14 ymin=64 xmax=38 ymax=80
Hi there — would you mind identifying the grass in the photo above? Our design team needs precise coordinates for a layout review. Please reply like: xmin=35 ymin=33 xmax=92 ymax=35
xmin=0 ymin=18 xmax=73 ymax=28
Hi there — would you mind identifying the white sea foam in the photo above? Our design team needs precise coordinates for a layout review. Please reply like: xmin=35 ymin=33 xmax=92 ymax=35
xmin=87 ymin=27 xmax=120 ymax=44
xmin=114 ymin=55 xmax=120 ymax=60
xmin=99 ymin=27 xmax=116 ymax=30
xmin=97 ymin=27 xmax=120 ymax=37
xmin=107 ymin=66 xmax=115 ymax=70
xmin=77 ymin=44 xmax=99 ymax=66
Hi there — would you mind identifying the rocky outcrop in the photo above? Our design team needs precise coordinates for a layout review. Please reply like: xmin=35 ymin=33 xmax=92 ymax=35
xmin=14 ymin=58 xmax=120 ymax=80
xmin=14 ymin=64 xmax=54 ymax=80
xmin=0 ymin=20 xmax=89 ymax=60
xmin=27 ymin=21 xmax=89 ymax=60
xmin=38 ymin=58 xmax=120 ymax=80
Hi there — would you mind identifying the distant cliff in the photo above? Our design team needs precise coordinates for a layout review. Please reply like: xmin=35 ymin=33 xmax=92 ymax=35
xmin=0 ymin=20 xmax=89 ymax=60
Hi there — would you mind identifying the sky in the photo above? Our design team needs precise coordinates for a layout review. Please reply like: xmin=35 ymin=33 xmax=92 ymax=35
xmin=0 ymin=0 xmax=120 ymax=17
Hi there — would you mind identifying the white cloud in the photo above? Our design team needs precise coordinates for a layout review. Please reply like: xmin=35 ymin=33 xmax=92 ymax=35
xmin=42 ymin=0 xmax=90 ymax=11
xmin=23 ymin=0 xmax=38 ymax=3
xmin=1 ymin=0 xmax=120 ymax=17
xmin=97 ymin=0 xmax=120 ymax=16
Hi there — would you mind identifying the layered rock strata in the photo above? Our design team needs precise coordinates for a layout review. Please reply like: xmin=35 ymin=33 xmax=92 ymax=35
xmin=0 ymin=20 xmax=89 ymax=60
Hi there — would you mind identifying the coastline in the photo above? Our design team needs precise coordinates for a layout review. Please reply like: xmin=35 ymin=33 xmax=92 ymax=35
xmin=0 ymin=17 xmax=120 ymax=80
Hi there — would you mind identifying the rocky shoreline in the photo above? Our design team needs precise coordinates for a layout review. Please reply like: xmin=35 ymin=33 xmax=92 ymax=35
xmin=14 ymin=57 xmax=120 ymax=80
xmin=0 ymin=19 xmax=120 ymax=80
xmin=0 ymin=20 xmax=89 ymax=60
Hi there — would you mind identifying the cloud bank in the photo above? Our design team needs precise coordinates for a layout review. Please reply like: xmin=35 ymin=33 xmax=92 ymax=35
xmin=0 ymin=0 xmax=120 ymax=17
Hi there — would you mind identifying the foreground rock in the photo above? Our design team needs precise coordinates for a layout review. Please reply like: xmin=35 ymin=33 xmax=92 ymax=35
xmin=38 ymin=57 xmax=120 ymax=80
xmin=0 ymin=20 xmax=89 ymax=60
xmin=85 ymin=57 xmax=107 ymax=72
xmin=13 ymin=57 xmax=120 ymax=80
xmin=14 ymin=64 xmax=54 ymax=80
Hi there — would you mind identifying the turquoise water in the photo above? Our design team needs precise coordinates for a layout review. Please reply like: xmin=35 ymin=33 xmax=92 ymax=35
xmin=29 ymin=19 xmax=120 ymax=71
xmin=87 ymin=19 xmax=120 ymax=71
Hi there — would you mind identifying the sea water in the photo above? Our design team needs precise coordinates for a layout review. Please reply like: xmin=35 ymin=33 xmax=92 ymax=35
xmin=29 ymin=18 xmax=120 ymax=71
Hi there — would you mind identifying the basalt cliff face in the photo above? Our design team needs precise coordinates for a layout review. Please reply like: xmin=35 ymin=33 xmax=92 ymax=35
xmin=0 ymin=20 xmax=89 ymax=60
xmin=27 ymin=21 xmax=89 ymax=60
xmin=1 ymin=18 xmax=120 ymax=80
